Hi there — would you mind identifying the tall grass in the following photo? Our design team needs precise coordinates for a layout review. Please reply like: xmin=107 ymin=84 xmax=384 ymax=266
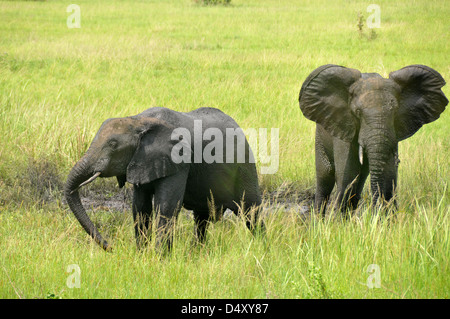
xmin=1 ymin=201 xmax=448 ymax=298
xmin=0 ymin=0 xmax=449 ymax=298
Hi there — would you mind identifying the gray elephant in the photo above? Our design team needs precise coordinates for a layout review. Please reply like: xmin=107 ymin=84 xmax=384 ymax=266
xmin=299 ymin=64 xmax=448 ymax=214
xmin=64 ymin=107 xmax=262 ymax=251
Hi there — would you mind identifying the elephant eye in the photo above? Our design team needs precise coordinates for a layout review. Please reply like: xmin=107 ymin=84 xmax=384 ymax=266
xmin=385 ymin=99 xmax=396 ymax=111
xmin=108 ymin=139 xmax=118 ymax=149
xmin=355 ymin=109 xmax=362 ymax=118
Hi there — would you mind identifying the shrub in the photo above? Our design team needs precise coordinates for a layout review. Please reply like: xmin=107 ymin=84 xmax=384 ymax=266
xmin=194 ymin=0 xmax=231 ymax=6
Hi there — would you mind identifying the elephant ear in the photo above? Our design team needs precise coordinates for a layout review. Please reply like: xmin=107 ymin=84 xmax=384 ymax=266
xmin=389 ymin=65 xmax=448 ymax=141
xmin=126 ymin=119 xmax=186 ymax=186
xmin=299 ymin=64 xmax=362 ymax=142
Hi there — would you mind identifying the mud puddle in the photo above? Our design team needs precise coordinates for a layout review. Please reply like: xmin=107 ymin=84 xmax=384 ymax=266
xmin=74 ymin=183 xmax=314 ymax=220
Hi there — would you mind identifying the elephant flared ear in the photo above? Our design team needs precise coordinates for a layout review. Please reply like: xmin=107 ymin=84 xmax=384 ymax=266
xmin=390 ymin=65 xmax=448 ymax=141
xmin=299 ymin=64 xmax=362 ymax=142
xmin=126 ymin=119 xmax=186 ymax=185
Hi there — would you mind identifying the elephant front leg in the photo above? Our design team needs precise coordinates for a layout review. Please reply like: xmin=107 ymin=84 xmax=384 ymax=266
xmin=153 ymin=171 xmax=188 ymax=253
xmin=333 ymin=139 xmax=367 ymax=215
xmin=314 ymin=128 xmax=336 ymax=216
xmin=315 ymin=174 xmax=335 ymax=215
xmin=132 ymin=184 xmax=154 ymax=249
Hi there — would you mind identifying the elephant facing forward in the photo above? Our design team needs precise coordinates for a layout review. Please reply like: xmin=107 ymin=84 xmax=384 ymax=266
xmin=299 ymin=64 xmax=448 ymax=214
xmin=64 ymin=107 xmax=262 ymax=251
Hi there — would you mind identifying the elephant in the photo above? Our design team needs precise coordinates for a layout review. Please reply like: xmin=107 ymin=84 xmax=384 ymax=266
xmin=64 ymin=107 xmax=262 ymax=251
xmin=299 ymin=64 xmax=448 ymax=214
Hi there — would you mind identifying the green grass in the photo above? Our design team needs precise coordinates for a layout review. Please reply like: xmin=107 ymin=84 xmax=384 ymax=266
xmin=0 ymin=0 xmax=449 ymax=298
xmin=1 ymin=203 xmax=448 ymax=298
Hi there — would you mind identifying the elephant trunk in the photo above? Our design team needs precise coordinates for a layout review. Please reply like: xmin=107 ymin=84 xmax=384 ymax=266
xmin=362 ymin=127 xmax=398 ymax=206
xmin=64 ymin=156 xmax=110 ymax=251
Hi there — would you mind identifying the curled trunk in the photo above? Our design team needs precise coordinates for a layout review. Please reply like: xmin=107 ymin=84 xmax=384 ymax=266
xmin=64 ymin=157 xmax=110 ymax=251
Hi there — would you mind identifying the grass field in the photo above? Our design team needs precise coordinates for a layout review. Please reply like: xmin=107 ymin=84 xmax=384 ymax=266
xmin=0 ymin=0 xmax=449 ymax=299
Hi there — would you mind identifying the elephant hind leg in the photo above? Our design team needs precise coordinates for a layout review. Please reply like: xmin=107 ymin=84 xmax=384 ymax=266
xmin=232 ymin=168 xmax=264 ymax=234
xmin=231 ymin=199 xmax=265 ymax=236
xmin=246 ymin=208 xmax=265 ymax=237
xmin=193 ymin=210 xmax=210 ymax=244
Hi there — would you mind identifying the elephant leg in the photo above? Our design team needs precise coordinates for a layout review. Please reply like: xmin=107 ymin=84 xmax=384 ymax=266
xmin=152 ymin=170 xmax=188 ymax=252
xmin=314 ymin=126 xmax=336 ymax=215
xmin=352 ymin=162 xmax=369 ymax=208
xmin=231 ymin=166 xmax=264 ymax=234
xmin=193 ymin=210 xmax=210 ymax=244
xmin=230 ymin=198 xmax=264 ymax=236
xmin=245 ymin=201 xmax=265 ymax=235
xmin=315 ymin=172 xmax=335 ymax=215
xmin=335 ymin=176 xmax=362 ymax=213
xmin=132 ymin=184 xmax=154 ymax=249
xmin=333 ymin=139 xmax=364 ymax=214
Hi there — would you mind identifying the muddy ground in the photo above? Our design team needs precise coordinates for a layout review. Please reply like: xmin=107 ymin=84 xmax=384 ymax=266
xmin=73 ymin=182 xmax=314 ymax=220
xmin=12 ymin=158 xmax=314 ymax=219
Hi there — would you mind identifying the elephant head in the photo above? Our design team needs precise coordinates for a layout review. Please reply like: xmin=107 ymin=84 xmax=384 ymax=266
xmin=64 ymin=116 xmax=184 ymax=250
xmin=299 ymin=64 xmax=448 ymax=204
